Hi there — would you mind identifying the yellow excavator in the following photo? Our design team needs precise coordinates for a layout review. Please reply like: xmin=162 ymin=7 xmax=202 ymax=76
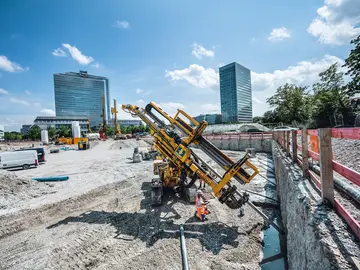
xmin=122 ymin=102 xmax=259 ymax=209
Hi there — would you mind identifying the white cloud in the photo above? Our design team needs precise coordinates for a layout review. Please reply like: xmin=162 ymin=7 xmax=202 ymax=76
xmin=200 ymin=103 xmax=220 ymax=113
xmin=252 ymin=97 xmax=264 ymax=104
xmin=191 ymin=43 xmax=215 ymax=59
xmin=113 ymin=21 xmax=130 ymax=29
xmin=165 ymin=64 xmax=219 ymax=90
xmin=136 ymin=88 xmax=144 ymax=94
xmin=158 ymin=102 xmax=185 ymax=117
xmin=40 ymin=108 xmax=55 ymax=116
xmin=52 ymin=48 xmax=67 ymax=57
xmin=92 ymin=62 xmax=100 ymax=68
xmin=268 ymin=27 xmax=291 ymax=41
xmin=165 ymin=55 xmax=343 ymax=116
xmin=10 ymin=98 xmax=29 ymax=106
xmin=25 ymin=90 xmax=31 ymax=95
xmin=62 ymin=43 xmax=94 ymax=65
xmin=0 ymin=88 xmax=8 ymax=95
xmin=0 ymin=56 xmax=28 ymax=72
xmin=307 ymin=0 xmax=360 ymax=45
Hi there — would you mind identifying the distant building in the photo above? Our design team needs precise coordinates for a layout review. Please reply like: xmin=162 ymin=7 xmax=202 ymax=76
xmin=109 ymin=119 xmax=143 ymax=128
xmin=54 ymin=70 xmax=110 ymax=127
xmin=220 ymin=62 xmax=252 ymax=123
xmin=34 ymin=116 xmax=89 ymax=132
xmin=194 ymin=114 xmax=222 ymax=125
xmin=0 ymin=125 xmax=4 ymax=140
xmin=20 ymin=125 xmax=32 ymax=135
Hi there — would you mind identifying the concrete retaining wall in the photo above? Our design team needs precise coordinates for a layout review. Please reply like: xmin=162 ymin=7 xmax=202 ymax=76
xmin=272 ymin=141 xmax=359 ymax=270
xmin=203 ymin=137 xmax=272 ymax=152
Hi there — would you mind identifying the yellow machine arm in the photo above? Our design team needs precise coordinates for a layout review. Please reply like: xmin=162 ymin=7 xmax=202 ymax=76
xmin=121 ymin=102 xmax=259 ymax=209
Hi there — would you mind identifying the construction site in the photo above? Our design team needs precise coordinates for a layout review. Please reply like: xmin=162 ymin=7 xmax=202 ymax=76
xmin=0 ymin=101 xmax=359 ymax=270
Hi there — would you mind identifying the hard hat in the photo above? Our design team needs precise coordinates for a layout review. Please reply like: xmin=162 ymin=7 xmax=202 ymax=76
xmin=197 ymin=190 xmax=203 ymax=195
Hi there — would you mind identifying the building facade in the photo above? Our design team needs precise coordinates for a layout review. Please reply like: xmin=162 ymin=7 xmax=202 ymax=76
xmin=34 ymin=116 xmax=89 ymax=132
xmin=54 ymin=71 xmax=110 ymax=127
xmin=220 ymin=62 xmax=252 ymax=123
xmin=20 ymin=125 xmax=32 ymax=135
xmin=0 ymin=125 xmax=4 ymax=141
xmin=194 ymin=114 xmax=222 ymax=125
xmin=109 ymin=119 xmax=143 ymax=128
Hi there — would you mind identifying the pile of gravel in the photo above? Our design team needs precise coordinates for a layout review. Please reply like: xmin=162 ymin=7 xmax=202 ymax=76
xmin=0 ymin=170 xmax=53 ymax=210
xmin=332 ymin=138 xmax=360 ymax=173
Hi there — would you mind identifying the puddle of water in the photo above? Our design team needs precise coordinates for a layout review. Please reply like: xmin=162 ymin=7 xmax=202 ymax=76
xmin=261 ymin=218 xmax=287 ymax=270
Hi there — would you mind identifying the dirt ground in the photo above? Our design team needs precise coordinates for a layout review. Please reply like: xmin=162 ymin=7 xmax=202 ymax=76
xmin=0 ymin=140 xmax=276 ymax=270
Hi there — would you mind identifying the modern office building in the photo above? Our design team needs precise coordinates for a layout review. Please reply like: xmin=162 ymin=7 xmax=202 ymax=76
xmin=219 ymin=62 xmax=252 ymax=123
xmin=34 ymin=116 xmax=89 ymax=132
xmin=54 ymin=71 xmax=110 ymax=127
xmin=0 ymin=125 xmax=4 ymax=141
xmin=194 ymin=114 xmax=222 ymax=125
xmin=109 ymin=119 xmax=143 ymax=128
xmin=20 ymin=125 xmax=32 ymax=135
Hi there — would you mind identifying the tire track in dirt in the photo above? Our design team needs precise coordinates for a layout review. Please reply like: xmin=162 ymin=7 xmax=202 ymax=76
xmin=0 ymin=178 xmax=137 ymax=240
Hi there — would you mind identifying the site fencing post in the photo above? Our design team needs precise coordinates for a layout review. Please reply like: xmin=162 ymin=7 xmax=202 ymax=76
xmin=291 ymin=130 xmax=297 ymax=163
xmin=286 ymin=131 xmax=290 ymax=157
xmin=301 ymin=129 xmax=309 ymax=178
xmin=319 ymin=128 xmax=335 ymax=206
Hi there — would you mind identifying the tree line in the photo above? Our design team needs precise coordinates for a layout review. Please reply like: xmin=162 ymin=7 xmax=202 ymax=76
xmin=3 ymin=124 xmax=150 ymax=141
xmin=254 ymin=35 xmax=360 ymax=128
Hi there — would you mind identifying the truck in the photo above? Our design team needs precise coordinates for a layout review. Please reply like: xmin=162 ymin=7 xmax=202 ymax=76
xmin=0 ymin=150 xmax=38 ymax=170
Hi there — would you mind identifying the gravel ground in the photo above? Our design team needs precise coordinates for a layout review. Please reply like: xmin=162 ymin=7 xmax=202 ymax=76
xmin=0 ymin=139 xmax=274 ymax=270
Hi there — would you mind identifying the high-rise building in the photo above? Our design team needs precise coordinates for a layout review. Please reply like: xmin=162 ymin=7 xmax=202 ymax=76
xmin=220 ymin=62 xmax=252 ymax=123
xmin=54 ymin=71 xmax=110 ymax=127
xmin=194 ymin=114 xmax=222 ymax=125
xmin=20 ymin=125 xmax=32 ymax=135
xmin=0 ymin=125 xmax=4 ymax=141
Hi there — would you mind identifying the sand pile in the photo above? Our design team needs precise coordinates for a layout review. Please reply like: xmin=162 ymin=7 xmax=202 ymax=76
xmin=109 ymin=139 xmax=149 ymax=150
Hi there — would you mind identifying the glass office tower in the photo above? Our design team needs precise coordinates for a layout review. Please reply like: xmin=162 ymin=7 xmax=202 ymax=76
xmin=54 ymin=71 xmax=110 ymax=127
xmin=220 ymin=62 xmax=252 ymax=123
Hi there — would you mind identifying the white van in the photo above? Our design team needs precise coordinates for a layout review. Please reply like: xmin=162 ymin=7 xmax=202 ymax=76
xmin=0 ymin=150 xmax=38 ymax=170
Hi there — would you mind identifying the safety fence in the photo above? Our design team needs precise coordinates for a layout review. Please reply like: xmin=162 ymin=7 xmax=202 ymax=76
xmin=273 ymin=128 xmax=360 ymax=239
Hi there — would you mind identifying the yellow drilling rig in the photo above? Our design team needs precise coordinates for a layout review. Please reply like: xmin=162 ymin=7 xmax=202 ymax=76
xmin=122 ymin=102 xmax=259 ymax=208
xmin=112 ymin=99 xmax=126 ymax=140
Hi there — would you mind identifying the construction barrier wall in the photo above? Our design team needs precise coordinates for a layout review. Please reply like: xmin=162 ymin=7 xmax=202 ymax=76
xmin=203 ymin=133 xmax=273 ymax=152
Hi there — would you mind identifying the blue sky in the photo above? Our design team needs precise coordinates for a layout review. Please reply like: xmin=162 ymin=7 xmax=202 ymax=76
xmin=0 ymin=0 xmax=359 ymax=131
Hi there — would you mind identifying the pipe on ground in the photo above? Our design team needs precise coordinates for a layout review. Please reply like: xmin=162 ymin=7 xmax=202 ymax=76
xmin=179 ymin=224 xmax=189 ymax=270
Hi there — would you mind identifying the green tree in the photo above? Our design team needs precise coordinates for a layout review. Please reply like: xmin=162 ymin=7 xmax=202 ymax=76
xmin=266 ymin=83 xmax=310 ymax=125
xmin=57 ymin=126 xmax=72 ymax=137
xmin=343 ymin=35 xmax=360 ymax=97
xmin=47 ymin=126 xmax=56 ymax=138
xmin=145 ymin=125 xmax=150 ymax=132
xmin=253 ymin=116 xmax=263 ymax=123
xmin=107 ymin=126 xmax=115 ymax=136
xmin=28 ymin=125 xmax=41 ymax=140
xmin=312 ymin=63 xmax=354 ymax=127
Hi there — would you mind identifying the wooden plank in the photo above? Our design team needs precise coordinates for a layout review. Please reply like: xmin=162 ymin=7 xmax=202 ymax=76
xmin=334 ymin=199 xmax=360 ymax=240
xmin=309 ymin=170 xmax=321 ymax=190
xmin=308 ymin=150 xmax=320 ymax=160
xmin=302 ymin=129 xmax=309 ymax=178
xmin=319 ymin=128 xmax=334 ymax=206
xmin=286 ymin=131 xmax=290 ymax=157
xmin=292 ymin=130 xmax=297 ymax=163
xmin=331 ymin=128 xmax=360 ymax=140
xmin=307 ymin=129 xmax=318 ymax=136
xmin=282 ymin=131 xmax=286 ymax=150
xmin=332 ymin=161 xmax=360 ymax=187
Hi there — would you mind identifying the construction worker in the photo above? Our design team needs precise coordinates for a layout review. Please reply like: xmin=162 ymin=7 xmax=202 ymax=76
xmin=195 ymin=190 xmax=209 ymax=221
